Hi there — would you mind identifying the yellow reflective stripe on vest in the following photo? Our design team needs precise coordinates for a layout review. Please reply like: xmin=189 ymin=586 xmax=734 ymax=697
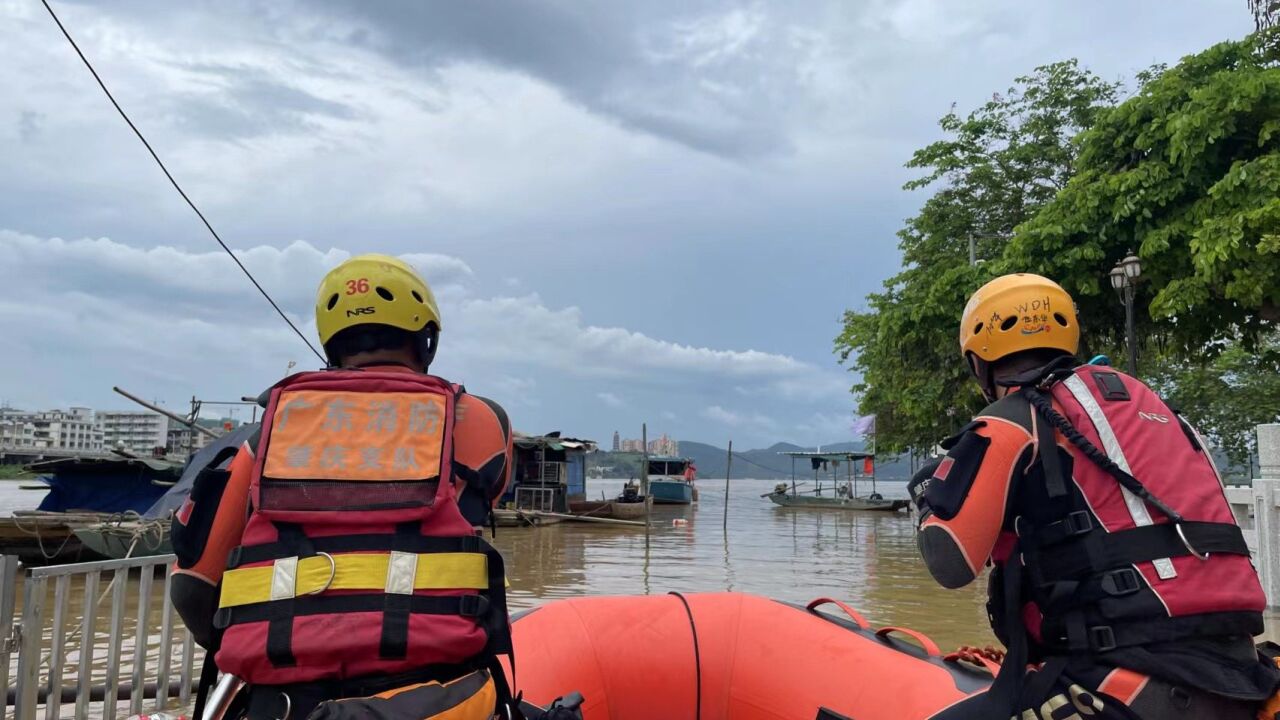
xmin=218 ymin=552 xmax=489 ymax=608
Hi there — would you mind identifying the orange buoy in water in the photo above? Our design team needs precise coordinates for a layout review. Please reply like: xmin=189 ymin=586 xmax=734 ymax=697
xmin=506 ymin=592 xmax=989 ymax=719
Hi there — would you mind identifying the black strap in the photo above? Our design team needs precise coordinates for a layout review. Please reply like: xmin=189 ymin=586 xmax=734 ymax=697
xmin=669 ymin=592 xmax=701 ymax=720
xmin=1049 ymin=611 xmax=1264 ymax=654
xmin=1021 ymin=387 xmax=1184 ymax=523
xmin=266 ymin=599 xmax=297 ymax=668
xmin=218 ymin=593 xmax=489 ymax=627
xmin=191 ymin=653 xmax=221 ymax=720
xmin=264 ymin=523 xmax=312 ymax=668
xmin=377 ymin=522 xmax=426 ymax=660
xmin=1033 ymin=405 xmax=1068 ymax=499
xmin=1033 ymin=521 xmax=1250 ymax=582
xmin=977 ymin=555 xmax=1030 ymax=717
xmin=229 ymin=533 xmax=484 ymax=568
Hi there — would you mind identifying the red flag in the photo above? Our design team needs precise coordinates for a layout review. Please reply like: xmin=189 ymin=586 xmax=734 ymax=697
xmin=863 ymin=457 xmax=874 ymax=475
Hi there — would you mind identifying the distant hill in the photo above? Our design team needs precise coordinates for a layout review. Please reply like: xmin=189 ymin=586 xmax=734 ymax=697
xmin=589 ymin=440 xmax=915 ymax=481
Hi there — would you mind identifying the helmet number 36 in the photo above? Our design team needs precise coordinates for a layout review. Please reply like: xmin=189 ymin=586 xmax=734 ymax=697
xmin=346 ymin=278 xmax=370 ymax=295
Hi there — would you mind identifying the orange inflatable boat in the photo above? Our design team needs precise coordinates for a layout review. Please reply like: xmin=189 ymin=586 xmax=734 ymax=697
xmin=506 ymin=592 xmax=992 ymax=720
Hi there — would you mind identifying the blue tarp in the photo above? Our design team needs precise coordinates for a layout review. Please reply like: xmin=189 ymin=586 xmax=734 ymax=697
xmin=34 ymin=458 xmax=179 ymax=514
xmin=146 ymin=423 xmax=259 ymax=519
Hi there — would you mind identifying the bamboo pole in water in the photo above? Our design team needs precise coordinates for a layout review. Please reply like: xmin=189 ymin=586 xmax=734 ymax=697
xmin=642 ymin=423 xmax=650 ymax=546
xmin=722 ymin=440 xmax=732 ymax=530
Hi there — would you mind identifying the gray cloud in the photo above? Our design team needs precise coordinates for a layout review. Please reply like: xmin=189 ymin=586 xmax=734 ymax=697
xmin=3 ymin=0 xmax=1255 ymax=446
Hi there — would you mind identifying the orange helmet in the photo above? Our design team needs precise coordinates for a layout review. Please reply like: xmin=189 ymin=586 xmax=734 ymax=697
xmin=960 ymin=273 xmax=1079 ymax=363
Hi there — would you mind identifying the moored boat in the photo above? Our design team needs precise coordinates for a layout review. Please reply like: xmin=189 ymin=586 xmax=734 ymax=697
xmin=646 ymin=456 xmax=696 ymax=505
xmin=506 ymin=592 xmax=990 ymax=719
xmin=769 ymin=450 xmax=906 ymax=513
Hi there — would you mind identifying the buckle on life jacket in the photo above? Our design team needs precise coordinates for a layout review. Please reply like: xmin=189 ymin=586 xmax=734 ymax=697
xmin=1089 ymin=625 xmax=1118 ymax=652
xmin=1099 ymin=568 xmax=1141 ymax=597
xmin=458 ymin=594 xmax=489 ymax=618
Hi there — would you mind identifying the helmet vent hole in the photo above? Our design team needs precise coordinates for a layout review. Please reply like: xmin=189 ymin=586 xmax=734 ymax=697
xmin=1000 ymin=316 xmax=1018 ymax=331
xmin=376 ymin=286 xmax=394 ymax=302
xmin=973 ymin=322 xmax=984 ymax=335
xmin=326 ymin=293 xmax=339 ymax=311
xmin=1054 ymin=312 xmax=1069 ymax=327
xmin=411 ymin=290 xmax=425 ymax=304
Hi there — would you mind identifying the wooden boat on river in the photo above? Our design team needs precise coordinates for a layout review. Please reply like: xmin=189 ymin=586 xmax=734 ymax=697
xmin=766 ymin=450 xmax=907 ymax=513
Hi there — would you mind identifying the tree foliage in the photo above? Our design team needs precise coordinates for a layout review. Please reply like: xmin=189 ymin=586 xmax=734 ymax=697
xmin=1147 ymin=331 xmax=1280 ymax=470
xmin=1005 ymin=33 xmax=1280 ymax=353
xmin=835 ymin=61 xmax=1120 ymax=455
xmin=840 ymin=35 xmax=1280 ymax=458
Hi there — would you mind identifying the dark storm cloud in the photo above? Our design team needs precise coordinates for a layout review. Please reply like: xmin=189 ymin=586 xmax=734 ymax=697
xmin=306 ymin=0 xmax=804 ymax=157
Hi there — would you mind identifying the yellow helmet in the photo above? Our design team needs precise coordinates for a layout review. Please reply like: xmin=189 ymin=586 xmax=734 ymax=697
xmin=960 ymin=273 xmax=1079 ymax=363
xmin=315 ymin=254 xmax=441 ymax=367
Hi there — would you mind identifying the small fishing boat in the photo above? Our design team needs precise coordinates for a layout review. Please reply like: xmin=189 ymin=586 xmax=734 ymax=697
xmin=647 ymin=456 xmax=696 ymax=505
xmin=506 ymin=592 xmax=991 ymax=719
xmin=768 ymin=450 xmax=908 ymax=513
xmin=610 ymin=483 xmax=653 ymax=520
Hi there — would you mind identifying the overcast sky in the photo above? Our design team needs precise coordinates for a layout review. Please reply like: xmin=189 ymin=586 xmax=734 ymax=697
xmin=0 ymin=1 xmax=1252 ymax=449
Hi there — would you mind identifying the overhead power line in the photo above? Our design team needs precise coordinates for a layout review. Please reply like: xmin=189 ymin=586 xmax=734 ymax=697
xmin=40 ymin=0 xmax=327 ymax=364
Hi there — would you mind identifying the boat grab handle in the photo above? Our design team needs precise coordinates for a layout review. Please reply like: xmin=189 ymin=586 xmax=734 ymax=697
xmin=805 ymin=598 xmax=869 ymax=630
xmin=874 ymin=626 xmax=941 ymax=657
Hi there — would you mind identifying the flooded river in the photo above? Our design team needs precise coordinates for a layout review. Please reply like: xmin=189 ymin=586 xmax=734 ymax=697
xmin=495 ymin=478 xmax=995 ymax=650
xmin=1 ymin=477 xmax=1276 ymax=718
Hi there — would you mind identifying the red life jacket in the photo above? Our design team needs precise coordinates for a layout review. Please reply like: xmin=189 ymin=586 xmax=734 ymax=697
xmin=213 ymin=369 xmax=510 ymax=686
xmin=1007 ymin=365 xmax=1263 ymax=656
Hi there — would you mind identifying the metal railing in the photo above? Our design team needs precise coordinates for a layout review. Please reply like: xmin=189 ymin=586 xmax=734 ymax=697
xmin=1 ymin=554 xmax=201 ymax=720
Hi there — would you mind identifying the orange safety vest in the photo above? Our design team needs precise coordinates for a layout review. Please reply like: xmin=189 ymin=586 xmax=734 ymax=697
xmin=213 ymin=369 xmax=510 ymax=686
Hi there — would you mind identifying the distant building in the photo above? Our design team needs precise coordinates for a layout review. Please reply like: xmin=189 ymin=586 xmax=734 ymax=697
xmin=617 ymin=434 xmax=678 ymax=455
xmin=612 ymin=431 xmax=620 ymax=452
xmin=1 ymin=407 xmax=103 ymax=452
xmin=646 ymin=434 xmax=679 ymax=456
xmin=167 ymin=417 xmax=241 ymax=457
xmin=0 ymin=417 xmax=37 ymax=449
xmin=98 ymin=411 xmax=168 ymax=456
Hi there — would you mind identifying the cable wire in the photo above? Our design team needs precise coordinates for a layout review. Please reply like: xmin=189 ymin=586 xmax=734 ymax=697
xmin=40 ymin=0 xmax=326 ymax=364
xmin=728 ymin=451 xmax=790 ymax=476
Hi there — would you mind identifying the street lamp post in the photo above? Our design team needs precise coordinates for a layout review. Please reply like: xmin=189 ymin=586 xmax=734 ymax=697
xmin=1109 ymin=252 xmax=1143 ymax=376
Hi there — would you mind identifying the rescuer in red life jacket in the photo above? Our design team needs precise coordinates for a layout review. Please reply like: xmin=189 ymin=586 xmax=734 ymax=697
xmin=169 ymin=254 xmax=535 ymax=720
xmin=907 ymin=273 xmax=1280 ymax=720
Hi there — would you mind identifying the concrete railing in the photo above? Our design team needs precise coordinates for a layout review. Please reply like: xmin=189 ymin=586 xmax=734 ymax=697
xmin=1225 ymin=424 xmax=1280 ymax=609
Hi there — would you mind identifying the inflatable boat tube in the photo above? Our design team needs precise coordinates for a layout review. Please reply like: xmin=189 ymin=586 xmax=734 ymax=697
xmin=507 ymin=592 xmax=991 ymax=720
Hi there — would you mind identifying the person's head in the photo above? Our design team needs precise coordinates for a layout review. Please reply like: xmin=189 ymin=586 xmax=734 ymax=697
xmin=315 ymin=254 xmax=441 ymax=371
xmin=959 ymin=273 xmax=1080 ymax=401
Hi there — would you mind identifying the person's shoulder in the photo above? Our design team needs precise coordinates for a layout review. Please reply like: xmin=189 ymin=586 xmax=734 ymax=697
xmin=975 ymin=392 xmax=1033 ymax=433
xmin=456 ymin=392 xmax=510 ymax=432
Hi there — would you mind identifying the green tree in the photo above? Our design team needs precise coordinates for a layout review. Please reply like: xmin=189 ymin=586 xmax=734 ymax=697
xmin=1147 ymin=331 xmax=1280 ymax=471
xmin=835 ymin=61 xmax=1120 ymax=455
xmin=1006 ymin=33 xmax=1280 ymax=354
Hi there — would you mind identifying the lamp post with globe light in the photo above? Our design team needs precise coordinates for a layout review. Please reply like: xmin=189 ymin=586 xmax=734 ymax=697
xmin=1109 ymin=252 xmax=1143 ymax=376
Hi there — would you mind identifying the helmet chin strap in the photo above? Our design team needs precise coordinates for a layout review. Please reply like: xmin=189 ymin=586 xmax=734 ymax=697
xmin=968 ymin=354 xmax=999 ymax=402
xmin=418 ymin=326 xmax=439 ymax=372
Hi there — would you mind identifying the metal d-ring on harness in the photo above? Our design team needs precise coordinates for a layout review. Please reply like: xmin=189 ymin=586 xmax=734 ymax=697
xmin=273 ymin=691 xmax=293 ymax=720
xmin=305 ymin=552 xmax=338 ymax=595
xmin=1176 ymin=524 xmax=1211 ymax=561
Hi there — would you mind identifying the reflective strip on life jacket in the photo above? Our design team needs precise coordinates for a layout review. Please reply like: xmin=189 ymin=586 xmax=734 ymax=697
xmin=1058 ymin=374 xmax=1176 ymax=580
xmin=219 ymin=551 xmax=490 ymax=608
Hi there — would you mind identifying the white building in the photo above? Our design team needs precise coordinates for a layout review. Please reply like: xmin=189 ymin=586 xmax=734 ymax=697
xmin=0 ymin=417 xmax=37 ymax=448
xmin=1 ymin=407 xmax=103 ymax=452
xmin=98 ymin=411 xmax=168 ymax=456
